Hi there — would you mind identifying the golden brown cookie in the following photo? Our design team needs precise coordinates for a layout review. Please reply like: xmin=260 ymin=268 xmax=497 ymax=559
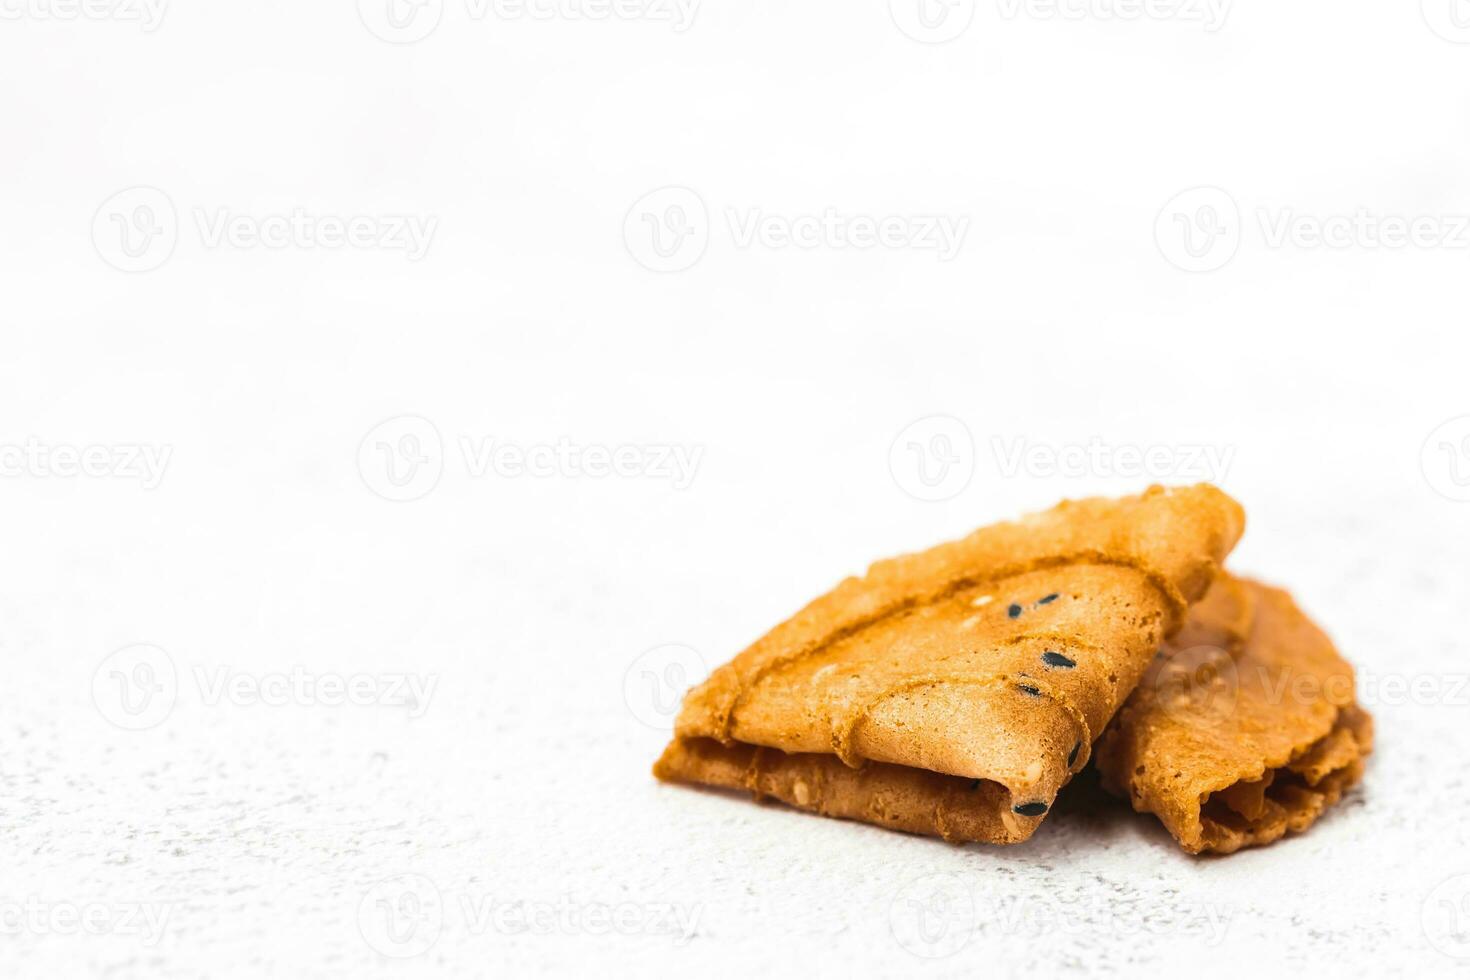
xmin=1095 ymin=575 xmax=1373 ymax=855
xmin=654 ymin=484 xmax=1246 ymax=844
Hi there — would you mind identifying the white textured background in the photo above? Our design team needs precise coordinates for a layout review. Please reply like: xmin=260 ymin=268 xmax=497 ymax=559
xmin=3 ymin=1 xmax=1470 ymax=976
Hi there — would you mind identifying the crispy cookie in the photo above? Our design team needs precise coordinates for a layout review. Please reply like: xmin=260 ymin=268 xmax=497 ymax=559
xmin=1095 ymin=575 xmax=1373 ymax=854
xmin=654 ymin=484 xmax=1246 ymax=844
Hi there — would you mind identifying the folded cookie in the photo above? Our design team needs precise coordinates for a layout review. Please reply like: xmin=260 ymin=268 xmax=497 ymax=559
xmin=1095 ymin=574 xmax=1373 ymax=855
xmin=654 ymin=484 xmax=1245 ymax=844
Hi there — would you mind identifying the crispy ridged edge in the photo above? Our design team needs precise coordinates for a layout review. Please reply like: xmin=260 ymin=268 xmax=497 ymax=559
xmin=1097 ymin=576 xmax=1373 ymax=855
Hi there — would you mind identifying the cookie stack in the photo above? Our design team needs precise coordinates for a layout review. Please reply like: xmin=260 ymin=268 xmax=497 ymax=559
xmin=653 ymin=485 xmax=1371 ymax=855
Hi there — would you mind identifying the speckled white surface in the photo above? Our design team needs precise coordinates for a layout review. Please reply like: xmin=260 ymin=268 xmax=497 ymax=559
xmin=4 ymin=3 xmax=1470 ymax=977
xmin=2 ymin=425 xmax=1466 ymax=980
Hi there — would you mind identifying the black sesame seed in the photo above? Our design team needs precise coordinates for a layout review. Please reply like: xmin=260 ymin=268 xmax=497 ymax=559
xmin=1016 ymin=683 xmax=1041 ymax=697
xmin=1013 ymin=802 xmax=1049 ymax=816
xmin=1067 ymin=742 xmax=1081 ymax=767
xmin=1008 ymin=603 xmax=1023 ymax=619
xmin=1037 ymin=593 xmax=1059 ymax=605
xmin=1041 ymin=651 xmax=1077 ymax=669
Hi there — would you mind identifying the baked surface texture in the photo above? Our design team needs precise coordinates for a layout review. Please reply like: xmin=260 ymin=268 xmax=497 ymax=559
xmin=1096 ymin=574 xmax=1373 ymax=854
xmin=655 ymin=484 xmax=1246 ymax=843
